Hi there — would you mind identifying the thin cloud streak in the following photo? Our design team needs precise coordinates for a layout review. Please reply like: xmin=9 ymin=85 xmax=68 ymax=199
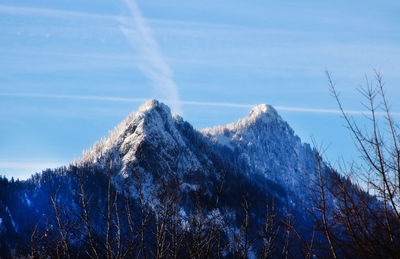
xmin=0 ymin=4 xmax=295 ymax=34
xmin=2 ymin=92 xmax=399 ymax=116
xmin=0 ymin=4 xmax=116 ymax=20
xmin=182 ymin=100 xmax=400 ymax=116
xmin=0 ymin=93 xmax=147 ymax=103
xmin=119 ymin=0 xmax=182 ymax=114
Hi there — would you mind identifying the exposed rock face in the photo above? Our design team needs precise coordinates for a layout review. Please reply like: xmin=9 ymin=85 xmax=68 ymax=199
xmin=80 ymin=100 xmax=318 ymax=201
xmin=80 ymin=100 xmax=210 ymax=179
xmin=202 ymin=104 xmax=317 ymax=195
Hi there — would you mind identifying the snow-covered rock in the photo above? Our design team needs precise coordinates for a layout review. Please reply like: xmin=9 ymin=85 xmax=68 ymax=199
xmin=77 ymin=100 xmax=319 ymax=205
xmin=202 ymin=104 xmax=316 ymax=194
xmin=79 ymin=99 xmax=205 ymax=181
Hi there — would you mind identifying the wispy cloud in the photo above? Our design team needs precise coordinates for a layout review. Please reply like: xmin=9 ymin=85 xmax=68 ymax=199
xmin=0 ymin=93 xmax=147 ymax=103
xmin=182 ymin=101 xmax=254 ymax=108
xmin=119 ymin=0 xmax=182 ymax=114
xmin=2 ymin=92 xmax=399 ymax=116
xmin=0 ymin=4 xmax=293 ymax=34
xmin=182 ymin=100 xmax=400 ymax=116
xmin=0 ymin=4 xmax=116 ymax=20
xmin=274 ymin=106 xmax=367 ymax=115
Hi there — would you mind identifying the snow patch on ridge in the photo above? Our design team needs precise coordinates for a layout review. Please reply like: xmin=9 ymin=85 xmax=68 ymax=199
xmin=138 ymin=99 xmax=171 ymax=114
xmin=202 ymin=102 xmax=316 ymax=196
xmin=77 ymin=99 xmax=202 ymax=179
xmin=249 ymin=104 xmax=270 ymax=117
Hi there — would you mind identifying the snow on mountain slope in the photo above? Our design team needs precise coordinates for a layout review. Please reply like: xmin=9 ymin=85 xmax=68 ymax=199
xmin=202 ymin=104 xmax=317 ymax=193
xmin=79 ymin=99 xmax=203 ymax=179
xmin=79 ymin=100 xmax=319 ymax=202
xmin=78 ymin=100 xmax=315 ymax=193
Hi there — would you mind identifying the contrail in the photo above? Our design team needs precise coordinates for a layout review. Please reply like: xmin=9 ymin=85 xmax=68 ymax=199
xmin=0 ymin=93 xmax=147 ymax=103
xmin=180 ymin=100 xmax=400 ymax=116
xmin=2 ymin=92 xmax=400 ymax=116
xmin=119 ymin=0 xmax=182 ymax=114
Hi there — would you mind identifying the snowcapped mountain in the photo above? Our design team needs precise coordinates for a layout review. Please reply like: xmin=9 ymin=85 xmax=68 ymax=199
xmin=77 ymin=99 xmax=318 ymax=203
xmin=79 ymin=99 xmax=204 ymax=178
xmin=0 ymin=99 xmax=330 ymax=257
xmin=202 ymin=103 xmax=316 ymax=190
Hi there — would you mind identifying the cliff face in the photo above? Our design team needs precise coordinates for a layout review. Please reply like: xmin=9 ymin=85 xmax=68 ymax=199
xmin=80 ymin=100 xmax=318 ymax=194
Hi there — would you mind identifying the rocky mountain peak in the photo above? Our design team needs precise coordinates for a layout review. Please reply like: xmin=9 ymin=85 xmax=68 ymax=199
xmin=201 ymin=103 xmax=283 ymax=136
xmin=138 ymin=99 xmax=172 ymax=116
xmin=240 ymin=103 xmax=281 ymax=128
xmin=249 ymin=104 xmax=277 ymax=118
xmin=78 ymin=99 xmax=202 ymax=177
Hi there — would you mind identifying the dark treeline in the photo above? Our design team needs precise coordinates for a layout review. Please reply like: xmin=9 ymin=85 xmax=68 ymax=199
xmin=1 ymin=155 xmax=399 ymax=258
xmin=0 ymin=164 xmax=300 ymax=258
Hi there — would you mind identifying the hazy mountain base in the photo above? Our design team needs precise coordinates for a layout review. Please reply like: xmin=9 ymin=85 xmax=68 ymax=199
xmin=0 ymin=100 xmax=343 ymax=257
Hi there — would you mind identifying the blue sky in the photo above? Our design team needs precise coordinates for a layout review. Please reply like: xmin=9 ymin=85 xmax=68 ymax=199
xmin=0 ymin=0 xmax=399 ymax=179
